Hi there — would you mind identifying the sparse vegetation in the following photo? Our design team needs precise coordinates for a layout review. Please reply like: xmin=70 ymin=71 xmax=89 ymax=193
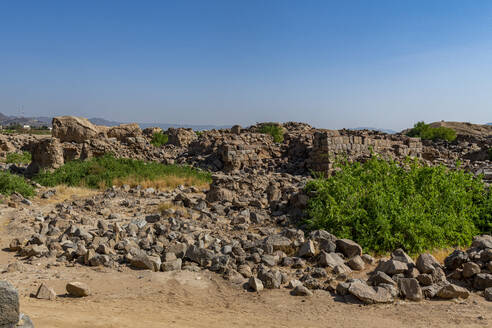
xmin=259 ymin=123 xmax=284 ymax=143
xmin=150 ymin=132 xmax=168 ymax=147
xmin=407 ymin=121 xmax=457 ymax=142
xmin=1 ymin=124 xmax=51 ymax=135
xmin=33 ymin=154 xmax=211 ymax=190
xmin=5 ymin=151 xmax=32 ymax=164
xmin=304 ymin=156 xmax=491 ymax=254
xmin=0 ymin=171 xmax=35 ymax=197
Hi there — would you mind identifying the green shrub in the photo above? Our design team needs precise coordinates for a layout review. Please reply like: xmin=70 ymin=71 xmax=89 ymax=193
xmin=33 ymin=154 xmax=211 ymax=189
xmin=0 ymin=172 xmax=35 ymax=197
xmin=259 ymin=123 xmax=284 ymax=143
xmin=151 ymin=132 xmax=168 ymax=147
xmin=488 ymin=148 xmax=492 ymax=161
xmin=5 ymin=151 xmax=32 ymax=164
xmin=407 ymin=121 xmax=457 ymax=142
xmin=304 ymin=156 xmax=490 ymax=254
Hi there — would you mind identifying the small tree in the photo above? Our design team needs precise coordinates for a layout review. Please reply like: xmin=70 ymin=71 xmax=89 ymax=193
xmin=407 ymin=121 xmax=456 ymax=142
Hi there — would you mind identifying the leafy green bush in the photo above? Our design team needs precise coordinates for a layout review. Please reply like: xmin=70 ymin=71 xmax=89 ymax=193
xmin=304 ymin=157 xmax=490 ymax=254
xmin=0 ymin=172 xmax=35 ymax=197
xmin=151 ymin=132 xmax=168 ymax=147
xmin=488 ymin=148 xmax=492 ymax=161
xmin=5 ymin=151 xmax=32 ymax=164
xmin=259 ymin=123 xmax=284 ymax=143
xmin=407 ymin=121 xmax=457 ymax=142
xmin=33 ymin=154 xmax=211 ymax=189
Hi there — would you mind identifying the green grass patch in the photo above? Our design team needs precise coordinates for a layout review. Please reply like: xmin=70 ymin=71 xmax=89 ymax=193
xmin=407 ymin=121 xmax=457 ymax=142
xmin=151 ymin=132 xmax=168 ymax=147
xmin=33 ymin=154 xmax=212 ymax=189
xmin=5 ymin=151 xmax=32 ymax=165
xmin=259 ymin=123 xmax=284 ymax=143
xmin=304 ymin=156 xmax=491 ymax=254
xmin=0 ymin=171 xmax=35 ymax=198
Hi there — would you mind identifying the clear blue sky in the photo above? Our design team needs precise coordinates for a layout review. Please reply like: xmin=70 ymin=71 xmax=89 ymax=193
xmin=0 ymin=1 xmax=491 ymax=130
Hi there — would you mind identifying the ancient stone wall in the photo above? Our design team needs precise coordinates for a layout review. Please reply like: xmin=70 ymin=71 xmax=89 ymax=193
xmin=307 ymin=130 xmax=422 ymax=173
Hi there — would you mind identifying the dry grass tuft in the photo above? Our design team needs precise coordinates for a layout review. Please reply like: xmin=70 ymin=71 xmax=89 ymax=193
xmin=113 ymin=175 xmax=210 ymax=191
xmin=425 ymin=248 xmax=456 ymax=264
xmin=38 ymin=185 xmax=99 ymax=204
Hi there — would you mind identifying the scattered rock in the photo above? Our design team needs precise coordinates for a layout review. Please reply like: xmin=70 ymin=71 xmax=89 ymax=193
xmin=462 ymin=262 xmax=481 ymax=278
xmin=375 ymin=259 xmax=407 ymax=275
xmin=291 ymin=285 xmax=313 ymax=296
xmin=398 ymin=278 xmax=422 ymax=302
xmin=444 ymin=250 xmax=468 ymax=270
xmin=348 ymin=281 xmax=393 ymax=304
xmin=66 ymin=282 xmax=91 ymax=297
xmin=248 ymin=277 xmax=264 ymax=292
xmin=416 ymin=253 xmax=441 ymax=274
xmin=347 ymin=255 xmax=365 ymax=271
xmin=318 ymin=251 xmax=344 ymax=268
xmin=474 ymin=273 xmax=492 ymax=290
xmin=436 ymin=284 xmax=470 ymax=299
xmin=297 ymin=240 xmax=316 ymax=257
xmin=35 ymin=283 xmax=56 ymax=301
xmin=336 ymin=239 xmax=362 ymax=258
xmin=368 ymin=272 xmax=397 ymax=287
xmin=484 ymin=287 xmax=492 ymax=301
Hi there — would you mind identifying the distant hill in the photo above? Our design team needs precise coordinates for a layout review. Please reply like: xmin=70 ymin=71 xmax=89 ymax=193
xmin=0 ymin=112 xmax=230 ymax=131
xmin=89 ymin=118 xmax=231 ymax=130
xmin=138 ymin=122 xmax=231 ymax=131
xmin=427 ymin=121 xmax=492 ymax=137
xmin=351 ymin=127 xmax=397 ymax=134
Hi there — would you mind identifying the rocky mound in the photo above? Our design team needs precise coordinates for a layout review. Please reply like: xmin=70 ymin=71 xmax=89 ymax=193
xmin=428 ymin=121 xmax=492 ymax=137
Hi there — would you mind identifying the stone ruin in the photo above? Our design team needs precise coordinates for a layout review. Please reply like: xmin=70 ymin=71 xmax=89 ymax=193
xmin=1 ymin=116 xmax=491 ymax=310
xmin=0 ymin=116 xmax=483 ymax=185
xmin=307 ymin=129 xmax=423 ymax=173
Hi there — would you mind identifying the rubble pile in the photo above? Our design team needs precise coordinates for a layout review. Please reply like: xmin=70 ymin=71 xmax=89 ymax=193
xmin=8 ymin=183 xmax=492 ymax=304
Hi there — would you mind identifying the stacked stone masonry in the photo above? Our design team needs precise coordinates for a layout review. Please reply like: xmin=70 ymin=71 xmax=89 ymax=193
xmin=307 ymin=130 xmax=423 ymax=173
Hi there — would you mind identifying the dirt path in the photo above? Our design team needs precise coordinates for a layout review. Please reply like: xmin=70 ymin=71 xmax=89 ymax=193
xmin=0 ymin=202 xmax=491 ymax=328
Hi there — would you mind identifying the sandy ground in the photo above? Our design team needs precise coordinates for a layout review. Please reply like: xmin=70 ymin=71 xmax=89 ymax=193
xmin=1 ymin=200 xmax=491 ymax=328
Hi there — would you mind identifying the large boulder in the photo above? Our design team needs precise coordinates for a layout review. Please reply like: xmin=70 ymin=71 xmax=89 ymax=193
xmin=348 ymin=281 xmax=394 ymax=304
xmin=318 ymin=251 xmax=345 ymax=268
xmin=471 ymin=235 xmax=492 ymax=250
xmin=167 ymin=128 xmax=197 ymax=147
xmin=66 ymin=282 xmax=91 ymax=297
xmin=436 ymin=284 xmax=470 ymax=299
xmin=398 ymin=278 xmax=423 ymax=302
xmin=0 ymin=280 xmax=20 ymax=326
xmin=52 ymin=116 xmax=103 ymax=143
xmin=335 ymin=239 xmax=363 ymax=258
xmin=416 ymin=253 xmax=441 ymax=274
xmin=107 ymin=123 xmax=142 ymax=142
xmin=0 ymin=135 xmax=15 ymax=153
xmin=26 ymin=138 xmax=64 ymax=174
